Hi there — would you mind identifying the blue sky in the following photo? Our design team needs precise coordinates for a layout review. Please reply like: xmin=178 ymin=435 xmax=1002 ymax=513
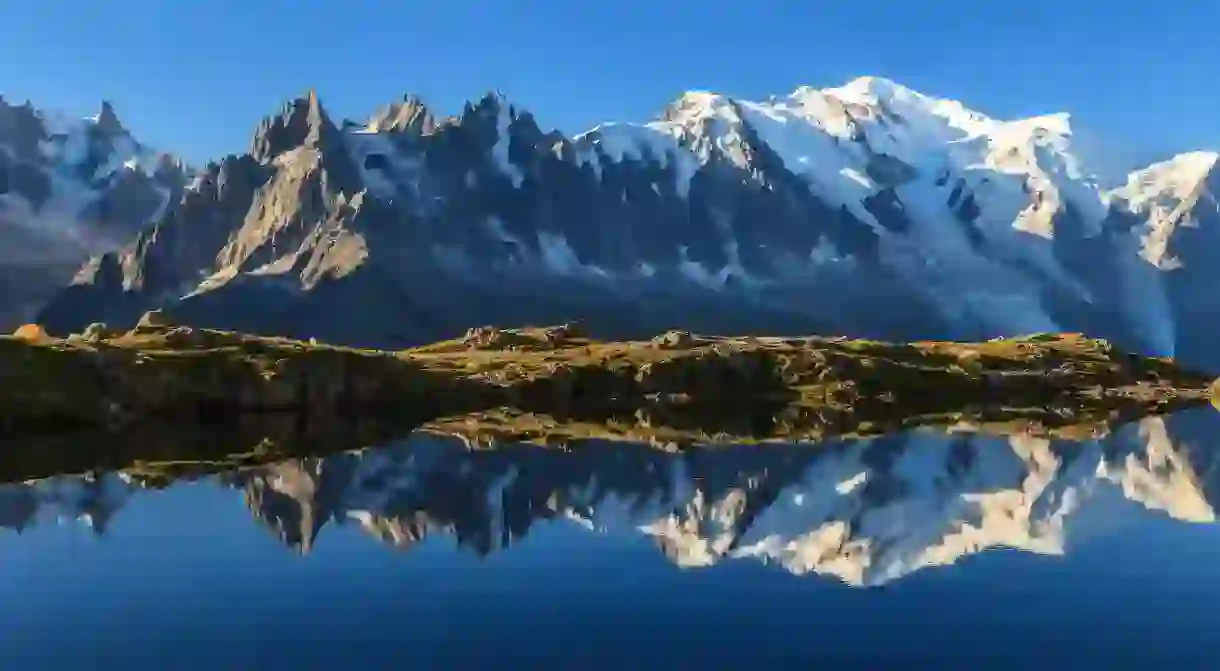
xmin=1 ymin=1 xmax=1215 ymax=164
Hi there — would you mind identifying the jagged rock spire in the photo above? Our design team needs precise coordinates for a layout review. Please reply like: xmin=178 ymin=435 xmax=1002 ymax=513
xmin=250 ymin=89 xmax=344 ymax=163
xmin=363 ymin=94 xmax=435 ymax=134
xmin=94 ymin=100 xmax=125 ymax=137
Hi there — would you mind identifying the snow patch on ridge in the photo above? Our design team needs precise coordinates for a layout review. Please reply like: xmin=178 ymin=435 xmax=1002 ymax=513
xmin=493 ymin=102 xmax=525 ymax=188
xmin=574 ymin=122 xmax=698 ymax=197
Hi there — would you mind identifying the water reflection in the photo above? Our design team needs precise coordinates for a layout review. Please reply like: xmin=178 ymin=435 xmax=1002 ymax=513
xmin=5 ymin=409 xmax=1220 ymax=588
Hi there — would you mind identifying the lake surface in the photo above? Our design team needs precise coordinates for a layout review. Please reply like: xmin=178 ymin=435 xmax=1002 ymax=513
xmin=3 ymin=409 xmax=1220 ymax=668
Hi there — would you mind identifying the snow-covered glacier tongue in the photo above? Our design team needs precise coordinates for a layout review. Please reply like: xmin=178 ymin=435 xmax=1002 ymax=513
xmin=30 ymin=78 xmax=1220 ymax=369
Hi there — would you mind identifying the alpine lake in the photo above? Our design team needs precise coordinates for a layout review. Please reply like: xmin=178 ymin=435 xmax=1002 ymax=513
xmin=3 ymin=322 xmax=1220 ymax=668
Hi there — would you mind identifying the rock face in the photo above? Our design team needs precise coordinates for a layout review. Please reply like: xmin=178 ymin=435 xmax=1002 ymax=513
xmin=0 ymin=96 xmax=190 ymax=327
xmin=19 ymin=78 xmax=1220 ymax=371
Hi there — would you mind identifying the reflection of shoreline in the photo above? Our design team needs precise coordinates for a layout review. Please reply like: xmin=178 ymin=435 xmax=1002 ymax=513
xmin=0 ymin=400 xmax=1203 ymax=485
xmin=3 ymin=410 xmax=1220 ymax=587
xmin=0 ymin=411 xmax=431 ymax=485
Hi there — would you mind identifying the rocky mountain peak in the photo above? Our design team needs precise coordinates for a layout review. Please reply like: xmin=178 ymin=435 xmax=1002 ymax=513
xmin=250 ymin=89 xmax=344 ymax=163
xmin=451 ymin=90 xmax=509 ymax=127
xmin=0 ymin=95 xmax=49 ymax=163
xmin=362 ymin=94 xmax=435 ymax=134
xmin=150 ymin=152 xmax=189 ymax=186
xmin=93 ymin=100 xmax=125 ymax=137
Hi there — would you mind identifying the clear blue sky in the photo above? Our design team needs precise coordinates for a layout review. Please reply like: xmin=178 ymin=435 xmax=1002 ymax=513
xmin=1 ymin=1 xmax=1215 ymax=165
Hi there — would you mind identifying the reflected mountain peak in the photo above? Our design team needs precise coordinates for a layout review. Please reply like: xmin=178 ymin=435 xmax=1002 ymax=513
xmin=1101 ymin=416 xmax=1216 ymax=524
xmin=351 ymin=510 xmax=438 ymax=551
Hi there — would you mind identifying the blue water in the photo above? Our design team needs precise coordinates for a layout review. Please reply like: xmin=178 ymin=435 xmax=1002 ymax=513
xmin=3 ymin=410 xmax=1220 ymax=668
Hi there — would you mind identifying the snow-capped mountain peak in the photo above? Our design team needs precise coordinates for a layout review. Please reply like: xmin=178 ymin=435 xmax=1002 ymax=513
xmin=821 ymin=74 xmax=993 ymax=136
xmin=1109 ymin=150 xmax=1218 ymax=213
xmin=1104 ymin=150 xmax=1219 ymax=271
xmin=577 ymin=77 xmax=1106 ymax=243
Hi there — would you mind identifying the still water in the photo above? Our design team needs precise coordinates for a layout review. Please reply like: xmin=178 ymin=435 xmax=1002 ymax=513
xmin=3 ymin=409 xmax=1220 ymax=668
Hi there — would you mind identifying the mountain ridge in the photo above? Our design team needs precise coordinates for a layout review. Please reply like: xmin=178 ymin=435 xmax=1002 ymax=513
xmin=13 ymin=77 xmax=1220 ymax=370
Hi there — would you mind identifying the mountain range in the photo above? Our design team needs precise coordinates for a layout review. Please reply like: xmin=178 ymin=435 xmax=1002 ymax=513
xmin=6 ymin=410 xmax=1220 ymax=587
xmin=0 ymin=96 xmax=189 ymax=325
xmin=3 ymin=77 xmax=1219 ymax=368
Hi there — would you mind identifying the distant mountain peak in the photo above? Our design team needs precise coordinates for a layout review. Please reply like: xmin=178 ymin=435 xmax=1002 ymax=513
xmin=1112 ymin=151 xmax=1219 ymax=207
xmin=826 ymin=74 xmax=907 ymax=100
xmin=477 ymin=89 xmax=510 ymax=105
xmin=91 ymin=100 xmax=125 ymax=137
xmin=250 ymin=89 xmax=344 ymax=163
xmin=360 ymin=93 xmax=435 ymax=134
xmin=1107 ymin=150 xmax=1220 ymax=270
